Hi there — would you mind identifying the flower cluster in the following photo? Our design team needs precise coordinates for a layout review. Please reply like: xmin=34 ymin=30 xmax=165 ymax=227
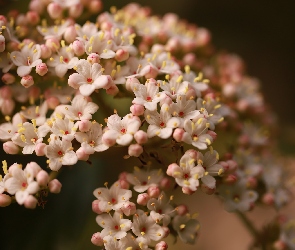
xmin=0 ymin=1 xmax=294 ymax=249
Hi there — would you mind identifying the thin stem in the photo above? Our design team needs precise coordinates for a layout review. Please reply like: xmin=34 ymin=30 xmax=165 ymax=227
xmin=236 ymin=211 xmax=259 ymax=239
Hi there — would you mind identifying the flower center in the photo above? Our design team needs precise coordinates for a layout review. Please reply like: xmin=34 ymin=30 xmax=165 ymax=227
xmin=114 ymin=225 xmax=119 ymax=230
xmin=111 ymin=198 xmax=116 ymax=204
xmin=78 ymin=112 xmax=82 ymax=117
xmin=146 ymin=96 xmax=152 ymax=101
xmin=57 ymin=150 xmax=63 ymax=156
xmin=65 ymin=131 xmax=69 ymax=135
xmin=87 ymin=78 xmax=93 ymax=83
xmin=64 ymin=58 xmax=69 ymax=63
xmin=179 ymin=111 xmax=184 ymax=117
xmin=184 ymin=173 xmax=189 ymax=179
xmin=193 ymin=135 xmax=198 ymax=141
xmin=120 ymin=128 xmax=126 ymax=134
xmin=160 ymin=122 xmax=165 ymax=127
xmin=22 ymin=182 xmax=27 ymax=188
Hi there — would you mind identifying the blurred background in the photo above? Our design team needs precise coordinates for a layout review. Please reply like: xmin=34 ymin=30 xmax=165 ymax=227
xmin=0 ymin=0 xmax=294 ymax=249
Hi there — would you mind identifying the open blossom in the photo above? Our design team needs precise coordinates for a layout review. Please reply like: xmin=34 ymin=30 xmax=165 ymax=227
xmin=158 ymin=77 xmax=189 ymax=99
xmin=0 ymin=113 xmax=24 ymax=141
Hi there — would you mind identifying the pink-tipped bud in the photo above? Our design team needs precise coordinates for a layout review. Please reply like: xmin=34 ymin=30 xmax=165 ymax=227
xmin=223 ymin=174 xmax=237 ymax=184
xmin=182 ymin=187 xmax=195 ymax=195
xmin=184 ymin=149 xmax=199 ymax=160
xmin=102 ymin=132 xmax=116 ymax=147
xmin=91 ymin=232 xmax=104 ymax=246
xmin=88 ymin=0 xmax=103 ymax=14
xmin=69 ymin=3 xmax=83 ymax=18
xmin=155 ymin=241 xmax=168 ymax=250
xmin=76 ymin=147 xmax=90 ymax=161
xmin=0 ymin=194 xmax=11 ymax=207
xmin=201 ymin=183 xmax=216 ymax=195
xmin=126 ymin=77 xmax=140 ymax=91
xmin=118 ymin=172 xmax=128 ymax=180
xmin=173 ymin=128 xmax=185 ymax=142
xmin=147 ymin=185 xmax=160 ymax=198
xmin=1 ymin=73 xmax=15 ymax=85
xmin=100 ymin=21 xmax=113 ymax=31
xmin=166 ymin=163 xmax=179 ymax=176
xmin=26 ymin=11 xmax=40 ymax=25
xmin=134 ymin=130 xmax=148 ymax=144
xmin=36 ymin=170 xmax=49 ymax=187
xmin=48 ymin=179 xmax=62 ymax=193
xmin=78 ymin=120 xmax=92 ymax=132
xmin=0 ymin=15 xmax=7 ymax=26
xmin=72 ymin=40 xmax=85 ymax=56
xmin=47 ymin=3 xmax=63 ymax=19
xmin=92 ymin=200 xmax=103 ymax=214
xmin=106 ymin=84 xmax=119 ymax=96
xmin=64 ymin=26 xmax=77 ymax=43
xmin=1 ymin=99 xmax=14 ymax=115
xmin=160 ymin=177 xmax=172 ymax=190
xmin=165 ymin=37 xmax=180 ymax=52
xmin=137 ymin=193 xmax=149 ymax=206
xmin=160 ymin=95 xmax=173 ymax=106
xmin=183 ymin=53 xmax=196 ymax=66
xmin=87 ymin=53 xmax=100 ymax=64
xmin=144 ymin=65 xmax=158 ymax=79
xmin=176 ymin=204 xmax=188 ymax=215
xmin=0 ymin=86 xmax=12 ymax=99
xmin=207 ymin=130 xmax=217 ymax=141
xmin=0 ymin=35 xmax=5 ymax=52
xmin=119 ymin=179 xmax=129 ymax=189
xmin=3 ymin=141 xmax=19 ymax=154
xmin=29 ymin=0 xmax=44 ymax=14
xmin=35 ymin=142 xmax=46 ymax=156
xmin=121 ymin=201 xmax=136 ymax=216
xmin=26 ymin=162 xmax=41 ymax=176
xmin=40 ymin=44 xmax=51 ymax=59
xmin=128 ymin=144 xmax=143 ymax=157
xmin=36 ymin=63 xmax=48 ymax=76
xmin=45 ymin=37 xmax=60 ymax=52
xmin=46 ymin=96 xmax=60 ymax=109
xmin=24 ymin=195 xmax=38 ymax=209
xmin=115 ymin=48 xmax=129 ymax=62
xmin=246 ymin=176 xmax=257 ymax=189
xmin=21 ymin=75 xmax=34 ymax=88
xmin=130 ymin=104 xmax=144 ymax=116
xmin=262 ymin=192 xmax=274 ymax=206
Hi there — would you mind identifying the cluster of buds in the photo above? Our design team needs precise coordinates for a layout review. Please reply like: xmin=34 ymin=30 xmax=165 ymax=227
xmin=0 ymin=0 xmax=294 ymax=249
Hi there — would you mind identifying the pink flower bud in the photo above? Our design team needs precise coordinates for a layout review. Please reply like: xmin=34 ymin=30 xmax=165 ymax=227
xmin=24 ymin=195 xmax=38 ymax=209
xmin=1 ymin=73 xmax=15 ymax=85
xmin=48 ymin=179 xmax=62 ymax=193
xmin=115 ymin=48 xmax=129 ymax=62
xmin=21 ymin=75 xmax=34 ymax=88
xmin=91 ymin=232 xmax=104 ymax=246
xmin=46 ymin=96 xmax=60 ymax=109
xmin=137 ymin=193 xmax=149 ymax=206
xmin=1 ymin=99 xmax=15 ymax=115
xmin=76 ymin=147 xmax=90 ymax=161
xmin=223 ymin=174 xmax=237 ymax=184
xmin=45 ymin=37 xmax=60 ymax=52
xmin=106 ymin=84 xmax=119 ymax=96
xmin=0 ymin=194 xmax=12 ymax=207
xmin=126 ymin=77 xmax=140 ymax=91
xmin=130 ymin=104 xmax=144 ymax=116
xmin=0 ymin=34 xmax=5 ymax=52
xmin=173 ymin=128 xmax=184 ymax=142
xmin=160 ymin=177 xmax=172 ymax=190
xmin=0 ymin=15 xmax=7 ymax=26
xmin=184 ymin=149 xmax=199 ymax=160
xmin=201 ymin=183 xmax=216 ymax=195
xmin=40 ymin=44 xmax=51 ymax=59
xmin=134 ymin=130 xmax=148 ymax=144
xmin=119 ymin=172 xmax=128 ymax=180
xmin=227 ymin=160 xmax=238 ymax=172
xmin=183 ymin=53 xmax=196 ymax=66
xmin=87 ymin=53 xmax=100 ymax=64
xmin=3 ymin=141 xmax=19 ymax=154
xmin=72 ymin=40 xmax=85 ymax=56
xmin=155 ymin=241 xmax=168 ymax=250
xmin=207 ymin=130 xmax=217 ymax=141
xmin=64 ymin=26 xmax=77 ymax=43
xmin=160 ymin=95 xmax=173 ymax=106
xmin=166 ymin=163 xmax=179 ymax=176
xmin=47 ymin=3 xmax=63 ymax=19
xmin=119 ymin=179 xmax=129 ymax=189
xmin=128 ymin=144 xmax=143 ymax=157
xmin=0 ymin=86 xmax=12 ymax=99
xmin=26 ymin=11 xmax=40 ymax=25
xmin=176 ymin=204 xmax=188 ymax=215
xmin=26 ymin=162 xmax=41 ymax=176
xmin=78 ymin=119 xmax=92 ymax=132
xmin=222 ymin=84 xmax=236 ymax=97
xmin=36 ymin=170 xmax=49 ymax=186
xmin=121 ymin=201 xmax=136 ymax=216
xmin=69 ymin=4 xmax=83 ymax=18
xmin=182 ymin=186 xmax=195 ymax=195
xmin=147 ymin=185 xmax=160 ymax=198
xmin=246 ymin=176 xmax=257 ymax=189
xmin=92 ymin=200 xmax=103 ymax=214
xmin=36 ymin=63 xmax=48 ymax=76
xmin=165 ymin=37 xmax=180 ymax=52
xmin=262 ymin=192 xmax=274 ymax=206
xmin=29 ymin=0 xmax=44 ymax=14
xmin=34 ymin=142 xmax=46 ymax=156
xmin=88 ymin=0 xmax=103 ymax=14
xmin=162 ymin=227 xmax=170 ymax=238
xmin=144 ymin=65 xmax=158 ymax=79
xmin=102 ymin=132 xmax=116 ymax=147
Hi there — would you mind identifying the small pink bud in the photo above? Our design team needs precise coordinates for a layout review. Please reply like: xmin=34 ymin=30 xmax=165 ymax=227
xmin=165 ymin=37 xmax=180 ymax=52
xmin=166 ymin=163 xmax=179 ymax=176
xmin=144 ymin=65 xmax=158 ymax=79
xmin=47 ymin=3 xmax=63 ymax=19
xmin=1 ymin=99 xmax=15 ymax=115
xmin=246 ymin=176 xmax=257 ymax=189
xmin=45 ymin=37 xmax=60 ymax=52
xmin=223 ymin=174 xmax=237 ymax=184
xmin=106 ymin=84 xmax=119 ymax=96
xmin=36 ymin=170 xmax=49 ymax=186
xmin=64 ymin=26 xmax=77 ymax=43
xmin=184 ymin=149 xmax=199 ymax=160
xmin=238 ymin=134 xmax=249 ymax=145
xmin=130 ymin=104 xmax=144 ymax=116
xmin=207 ymin=130 xmax=217 ymax=141
xmin=24 ymin=195 xmax=38 ymax=209
xmin=162 ymin=227 xmax=170 ymax=238
xmin=69 ymin=4 xmax=83 ymax=18
xmin=227 ymin=160 xmax=238 ymax=172
xmin=201 ymin=183 xmax=216 ymax=195
xmin=46 ymin=96 xmax=60 ymax=109
xmin=137 ymin=193 xmax=149 ymax=206
xmin=121 ymin=201 xmax=136 ymax=216
xmin=91 ymin=232 xmax=104 ymax=246
xmin=155 ymin=241 xmax=168 ymax=250
xmin=92 ymin=200 xmax=103 ymax=214
xmin=0 ymin=15 xmax=7 ymax=26
xmin=118 ymin=172 xmax=128 ymax=180
xmin=26 ymin=162 xmax=41 ymax=176
xmin=88 ymin=0 xmax=103 ymax=14
xmin=0 ymin=34 xmax=5 ymax=52
xmin=183 ymin=53 xmax=196 ymax=66
xmin=72 ymin=40 xmax=85 ymax=56
xmin=176 ymin=204 xmax=188 ymax=215
xmin=222 ymin=84 xmax=236 ymax=97
xmin=160 ymin=95 xmax=173 ymax=106
xmin=262 ymin=192 xmax=274 ymax=206
xmin=128 ymin=144 xmax=143 ymax=157
xmin=126 ymin=77 xmax=140 ymax=91
xmin=147 ymin=185 xmax=160 ymax=198
xmin=1 ymin=73 xmax=15 ymax=85
xmin=35 ymin=142 xmax=46 ymax=156
xmin=119 ymin=179 xmax=129 ymax=189
xmin=76 ymin=147 xmax=90 ymax=161
xmin=0 ymin=86 xmax=12 ymax=99
xmin=100 ymin=21 xmax=113 ymax=31
xmin=26 ymin=11 xmax=40 ymax=25
xmin=182 ymin=186 xmax=195 ymax=195
xmin=87 ymin=53 xmax=100 ymax=64
xmin=48 ymin=179 xmax=62 ymax=193
xmin=36 ymin=63 xmax=48 ymax=76
xmin=115 ymin=48 xmax=129 ymax=62
xmin=21 ymin=75 xmax=34 ymax=88
xmin=40 ymin=44 xmax=51 ymax=59
xmin=173 ymin=128 xmax=184 ymax=142
xmin=0 ymin=194 xmax=12 ymax=207
xmin=29 ymin=0 xmax=44 ymax=14
xmin=3 ymin=141 xmax=19 ymax=154
xmin=102 ymin=133 xmax=116 ymax=147
xmin=134 ymin=130 xmax=148 ymax=144
xmin=78 ymin=120 xmax=92 ymax=132
xmin=160 ymin=177 xmax=172 ymax=190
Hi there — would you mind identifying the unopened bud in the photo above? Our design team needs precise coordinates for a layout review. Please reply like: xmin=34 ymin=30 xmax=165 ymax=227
xmin=262 ymin=192 xmax=274 ymax=206
xmin=0 ymin=194 xmax=12 ymax=207
xmin=0 ymin=35 xmax=5 ymax=52
xmin=47 ymin=3 xmax=63 ymax=19
xmin=176 ymin=204 xmax=188 ymax=215
xmin=201 ymin=183 xmax=216 ymax=195
xmin=21 ymin=75 xmax=34 ymax=88
xmin=87 ymin=53 xmax=100 ymax=64
xmin=160 ymin=177 xmax=172 ymax=190
xmin=78 ymin=120 xmax=92 ymax=132
xmin=155 ymin=241 xmax=168 ymax=250
xmin=24 ymin=195 xmax=38 ymax=209
xmin=3 ymin=141 xmax=19 ymax=154
xmin=130 ymin=104 xmax=144 ymax=116
xmin=128 ymin=144 xmax=143 ymax=157
xmin=137 ymin=193 xmax=149 ymax=206
xmin=173 ymin=128 xmax=184 ymax=142
xmin=45 ymin=37 xmax=60 ymax=52
xmin=1 ymin=73 xmax=15 ymax=85
xmin=166 ymin=163 xmax=179 ymax=177
xmin=40 ymin=44 xmax=51 ymax=59
xmin=91 ymin=232 xmax=104 ymax=246
xmin=36 ymin=170 xmax=49 ymax=187
xmin=64 ymin=26 xmax=77 ymax=43
xmin=92 ymin=200 xmax=103 ymax=214
xmin=115 ymin=48 xmax=129 ymax=62
xmin=36 ymin=63 xmax=48 ymax=76
xmin=26 ymin=11 xmax=40 ymax=25
xmin=76 ymin=147 xmax=90 ymax=161
xmin=147 ymin=185 xmax=160 ymax=198
xmin=134 ymin=130 xmax=148 ymax=144
xmin=69 ymin=3 xmax=83 ymax=19
xmin=106 ymin=84 xmax=119 ymax=96
xmin=88 ymin=0 xmax=103 ymax=14
xmin=121 ymin=201 xmax=136 ymax=216
xmin=48 ymin=179 xmax=62 ymax=193
xmin=125 ymin=77 xmax=140 ymax=91
xmin=72 ymin=40 xmax=85 ymax=56
xmin=182 ymin=186 xmax=195 ymax=195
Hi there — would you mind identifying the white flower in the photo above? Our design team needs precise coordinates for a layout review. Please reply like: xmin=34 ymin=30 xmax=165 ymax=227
xmin=75 ymin=22 xmax=98 ymax=40
xmin=10 ymin=43 xmax=42 ymax=77
xmin=158 ymin=77 xmax=189 ymax=99
xmin=51 ymin=117 xmax=76 ymax=141
xmin=20 ymin=102 xmax=48 ymax=126
xmin=102 ymin=235 xmax=127 ymax=250
xmin=45 ymin=135 xmax=78 ymax=171
xmin=37 ymin=20 xmax=71 ymax=40
xmin=0 ymin=113 xmax=24 ymax=141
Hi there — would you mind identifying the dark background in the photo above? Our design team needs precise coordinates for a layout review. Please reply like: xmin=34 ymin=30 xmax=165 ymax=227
xmin=0 ymin=1 xmax=294 ymax=249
